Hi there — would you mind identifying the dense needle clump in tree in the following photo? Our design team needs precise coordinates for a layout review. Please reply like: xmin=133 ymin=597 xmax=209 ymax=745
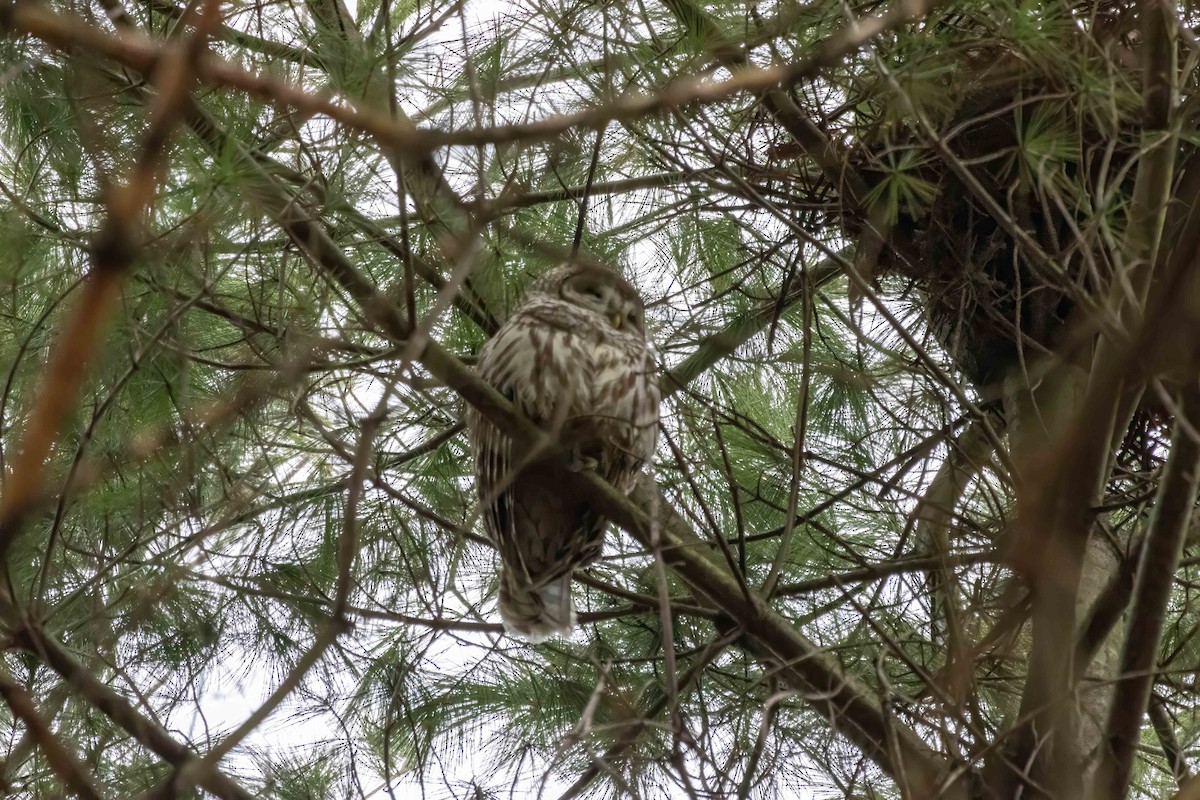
xmin=0 ymin=0 xmax=1197 ymax=796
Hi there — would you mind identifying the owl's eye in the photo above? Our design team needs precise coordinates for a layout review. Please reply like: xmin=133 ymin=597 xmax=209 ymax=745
xmin=626 ymin=311 xmax=641 ymax=329
xmin=581 ymin=285 xmax=604 ymax=301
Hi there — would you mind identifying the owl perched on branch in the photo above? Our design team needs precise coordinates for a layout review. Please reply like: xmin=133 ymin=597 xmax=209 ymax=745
xmin=466 ymin=263 xmax=660 ymax=641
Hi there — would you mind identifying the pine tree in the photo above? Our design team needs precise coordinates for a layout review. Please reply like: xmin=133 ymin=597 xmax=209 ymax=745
xmin=0 ymin=0 xmax=1196 ymax=796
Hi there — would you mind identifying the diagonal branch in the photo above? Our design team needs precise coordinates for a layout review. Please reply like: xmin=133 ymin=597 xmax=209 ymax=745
xmin=13 ymin=618 xmax=255 ymax=800
xmin=279 ymin=217 xmax=968 ymax=796
xmin=0 ymin=667 xmax=103 ymax=800
xmin=0 ymin=0 xmax=215 ymax=558
xmin=1096 ymin=390 xmax=1200 ymax=800
xmin=658 ymin=0 xmax=869 ymax=206
xmin=620 ymin=479 xmax=966 ymax=797
xmin=661 ymin=253 xmax=842 ymax=397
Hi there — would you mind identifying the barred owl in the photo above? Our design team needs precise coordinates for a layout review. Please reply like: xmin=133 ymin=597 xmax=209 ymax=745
xmin=466 ymin=263 xmax=660 ymax=641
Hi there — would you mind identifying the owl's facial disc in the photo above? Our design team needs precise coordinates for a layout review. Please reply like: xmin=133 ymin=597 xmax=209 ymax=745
xmin=605 ymin=298 xmax=643 ymax=332
xmin=562 ymin=270 xmax=644 ymax=333
xmin=618 ymin=298 xmax=643 ymax=333
xmin=564 ymin=276 xmax=616 ymax=320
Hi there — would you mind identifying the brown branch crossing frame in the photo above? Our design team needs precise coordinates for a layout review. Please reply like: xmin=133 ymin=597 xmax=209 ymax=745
xmin=1 ymin=0 xmax=934 ymax=154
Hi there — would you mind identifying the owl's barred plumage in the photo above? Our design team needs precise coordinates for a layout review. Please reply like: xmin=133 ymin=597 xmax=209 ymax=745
xmin=465 ymin=263 xmax=660 ymax=641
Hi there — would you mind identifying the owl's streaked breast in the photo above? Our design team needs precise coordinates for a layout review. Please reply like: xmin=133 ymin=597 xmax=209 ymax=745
xmin=485 ymin=300 xmax=650 ymax=402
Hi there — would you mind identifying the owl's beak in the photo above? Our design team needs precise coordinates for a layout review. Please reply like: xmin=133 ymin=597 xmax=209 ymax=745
xmin=610 ymin=313 xmax=623 ymax=329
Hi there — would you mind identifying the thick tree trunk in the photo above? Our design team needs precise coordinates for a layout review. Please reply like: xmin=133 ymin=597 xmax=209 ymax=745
xmin=1000 ymin=356 xmax=1126 ymax=794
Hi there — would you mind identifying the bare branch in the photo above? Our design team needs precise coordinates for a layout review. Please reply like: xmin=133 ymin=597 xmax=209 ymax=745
xmin=1096 ymin=390 xmax=1200 ymax=800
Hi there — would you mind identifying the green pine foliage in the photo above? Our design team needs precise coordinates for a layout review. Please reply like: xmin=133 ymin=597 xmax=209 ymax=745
xmin=0 ymin=0 xmax=1197 ymax=796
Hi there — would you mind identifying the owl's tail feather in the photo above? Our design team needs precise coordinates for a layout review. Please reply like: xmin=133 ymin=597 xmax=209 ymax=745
xmin=499 ymin=570 xmax=576 ymax=643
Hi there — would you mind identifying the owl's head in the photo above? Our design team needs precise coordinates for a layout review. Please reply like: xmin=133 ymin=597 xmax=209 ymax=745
xmin=528 ymin=262 xmax=646 ymax=334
